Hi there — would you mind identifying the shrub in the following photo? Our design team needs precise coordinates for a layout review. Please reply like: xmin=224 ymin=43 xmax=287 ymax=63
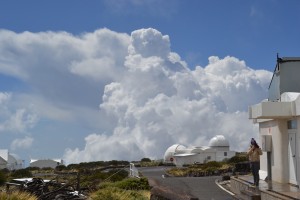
xmin=55 ymin=165 xmax=67 ymax=171
xmin=10 ymin=169 xmax=32 ymax=178
xmin=141 ymin=158 xmax=151 ymax=162
xmin=90 ymin=187 xmax=149 ymax=200
xmin=204 ymin=161 xmax=222 ymax=168
xmin=107 ymin=169 xmax=129 ymax=182
xmin=100 ymin=177 xmax=150 ymax=191
xmin=26 ymin=167 xmax=40 ymax=171
xmin=228 ymin=154 xmax=248 ymax=164
xmin=0 ymin=191 xmax=37 ymax=200
xmin=114 ymin=177 xmax=150 ymax=190
xmin=0 ymin=171 xmax=6 ymax=186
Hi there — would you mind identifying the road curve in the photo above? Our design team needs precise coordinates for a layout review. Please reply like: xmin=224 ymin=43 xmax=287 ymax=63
xmin=139 ymin=166 xmax=233 ymax=200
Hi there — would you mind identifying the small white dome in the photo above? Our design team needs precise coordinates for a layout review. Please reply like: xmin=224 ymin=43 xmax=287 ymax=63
xmin=209 ymin=135 xmax=229 ymax=147
xmin=164 ymin=144 xmax=186 ymax=162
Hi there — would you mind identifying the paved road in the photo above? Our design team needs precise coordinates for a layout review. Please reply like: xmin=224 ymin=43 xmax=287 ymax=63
xmin=139 ymin=167 xmax=233 ymax=200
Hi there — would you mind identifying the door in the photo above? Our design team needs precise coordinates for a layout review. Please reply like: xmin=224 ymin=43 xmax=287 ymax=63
xmin=288 ymin=131 xmax=297 ymax=185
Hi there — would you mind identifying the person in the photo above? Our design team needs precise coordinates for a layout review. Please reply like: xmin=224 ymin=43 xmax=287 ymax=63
xmin=247 ymin=138 xmax=262 ymax=186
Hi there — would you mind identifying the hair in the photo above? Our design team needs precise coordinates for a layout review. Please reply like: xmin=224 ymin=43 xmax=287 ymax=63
xmin=251 ymin=138 xmax=260 ymax=148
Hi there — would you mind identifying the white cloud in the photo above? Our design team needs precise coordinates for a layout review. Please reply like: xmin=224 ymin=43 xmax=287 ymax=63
xmin=0 ymin=92 xmax=11 ymax=104
xmin=11 ymin=136 xmax=34 ymax=150
xmin=63 ymin=28 xmax=272 ymax=164
xmin=0 ymin=27 xmax=272 ymax=164
xmin=0 ymin=108 xmax=38 ymax=133
xmin=0 ymin=93 xmax=38 ymax=133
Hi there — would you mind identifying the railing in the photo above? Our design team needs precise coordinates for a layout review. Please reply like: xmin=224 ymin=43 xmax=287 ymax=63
xmin=129 ymin=163 xmax=139 ymax=178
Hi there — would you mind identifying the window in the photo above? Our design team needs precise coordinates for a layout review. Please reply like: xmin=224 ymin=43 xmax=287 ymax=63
xmin=207 ymin=156 xmax=211 ymax=160
xmin=224 ymin=152 xmax=227 ymax=156
xmin=288 ymin=119 xmax=297 ymax=129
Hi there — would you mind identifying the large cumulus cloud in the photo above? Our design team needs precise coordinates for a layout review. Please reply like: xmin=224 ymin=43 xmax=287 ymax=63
xmin=63 ymin=28 xmax=272 ymax=163
xmin=0 ymin=27 xmax=272 ymax=164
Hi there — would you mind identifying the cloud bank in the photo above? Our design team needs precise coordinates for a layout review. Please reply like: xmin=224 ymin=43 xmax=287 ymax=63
xmin=0 ymin=28 xmax=272 ymax=164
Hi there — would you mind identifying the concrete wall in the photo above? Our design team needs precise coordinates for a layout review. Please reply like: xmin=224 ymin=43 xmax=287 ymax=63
xmin=259 ymin=119 xmax=290 ymax=183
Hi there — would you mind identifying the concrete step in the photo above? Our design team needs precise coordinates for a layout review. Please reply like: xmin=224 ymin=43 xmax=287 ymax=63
xmin=232 ymin=189 xmax=260 ymax=200
xmin=240 ymin=189 xmax=261 ymax=200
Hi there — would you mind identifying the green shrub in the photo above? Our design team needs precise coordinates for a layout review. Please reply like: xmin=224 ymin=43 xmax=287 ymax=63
xmin=228 ymin=154 xmax=248 ymax=164
xmin=141 ymin=158 xmax=151 ymax=162
xmin=100 ymin=177 xmax=150 ymax=191
xmin=55 ymin=165 xmax=67 ymax=171
xmin=0 ymin=191 xmax=37 ymax=200
xmin=114 ymin=177 xmax=149 ymax=190
xmin=204 ymin=161 xmax=222 ymax=168
xmin=26 ymin=167 xmax=40 ymax=171
xmin=0 ymin=171 xmax=6 ymax=186
xmin=10 ymin=169 xmax=32 ymax=178
xmin=90 ymin=187 xmax=149 ymax=200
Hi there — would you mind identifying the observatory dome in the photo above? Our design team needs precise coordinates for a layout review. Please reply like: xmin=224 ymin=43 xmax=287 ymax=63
xmin=164 ymin=144 xmax=186 ymax=162
xmin=209 ymin=135 xmax=229 ymax=147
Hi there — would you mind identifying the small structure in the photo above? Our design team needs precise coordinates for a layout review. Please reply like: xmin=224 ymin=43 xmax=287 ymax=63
xmin=249 ymin=56 xmax=300 ymax=186
xmin=0 ymin=149 xmax=23 ymax=170
xmin=129 ymin=163 xmax=139 ymax=178
xmin=163 ymin=135 xmax=236 ymax=167
xmin=30 ymin=159 xmax=64 ymax=169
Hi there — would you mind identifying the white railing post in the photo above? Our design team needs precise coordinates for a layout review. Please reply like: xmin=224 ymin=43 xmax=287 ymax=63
xmin=129 ymin=163 xmax=139 ymax=178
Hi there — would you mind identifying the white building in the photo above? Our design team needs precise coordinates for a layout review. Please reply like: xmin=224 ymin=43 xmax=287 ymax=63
xmin=0 ymin=150 xmax=23 ymax=170
xmin=30 ymin=159 xmax=64 ymax=169
xmin=249 ymin=57 xmax=300 ymax=186
xmin=164 ymin=135 xmax=236 ymax=167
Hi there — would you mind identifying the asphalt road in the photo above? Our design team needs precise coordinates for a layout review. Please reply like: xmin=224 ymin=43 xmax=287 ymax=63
xmin=139 ymin=166 xmax=233 ymax=200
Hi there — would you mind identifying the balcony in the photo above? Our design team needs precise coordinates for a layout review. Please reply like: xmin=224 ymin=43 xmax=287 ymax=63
xmin=249 ymin=101 xmax=295 ymax=119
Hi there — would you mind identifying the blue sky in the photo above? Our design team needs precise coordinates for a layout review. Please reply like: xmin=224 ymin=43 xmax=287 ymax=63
xmin=2 ymin=0 xmax=300 ymax=70
xmin=0 ymin=0 xmax=299 ymax=165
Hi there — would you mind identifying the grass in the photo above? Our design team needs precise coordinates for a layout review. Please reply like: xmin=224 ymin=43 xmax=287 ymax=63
xmin=0 ymin=191 xmax=37 ymax=200
xmin=90 ymin=187 xmax=150 ymax=200
xmin=167 ymin=161 xmax=233 ymax=177
xmin=91 ymin=177 xmax=151 ymax=200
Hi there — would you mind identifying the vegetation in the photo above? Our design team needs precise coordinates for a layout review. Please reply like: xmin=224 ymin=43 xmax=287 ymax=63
xmin=90 ymin=187 xmax=150 ymax=200
xmin=228 ymin=152 xmax=248 ymax=164
xmin=91 ymin=177 xmax=150 ymax=200
xmin=140 ymin=158 xmax=151 ymax=162
xmin=0 ymin=160 xmax=150 ymax=200
xmin=99 ymin=177 xmax=150 ymax=190
xmin=0 ymin=191 xmax=37 ymax=200
xmin=66 ymin=160 xmax=130 ymax=170
xmin=167 ymin=153 xmax=248 ymax=177
xmin=10 ymin=168 xmax=32 ymax=178
xmin=0 ymin=170 xmax=7 ymax=186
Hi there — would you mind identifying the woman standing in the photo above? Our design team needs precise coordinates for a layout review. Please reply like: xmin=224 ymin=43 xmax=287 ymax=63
xmin=247 ymin=138 xmax=263 ymax=186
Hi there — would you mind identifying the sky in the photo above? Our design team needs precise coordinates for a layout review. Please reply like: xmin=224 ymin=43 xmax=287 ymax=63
xmin=0 ymin=0 xmax=300 ymax=165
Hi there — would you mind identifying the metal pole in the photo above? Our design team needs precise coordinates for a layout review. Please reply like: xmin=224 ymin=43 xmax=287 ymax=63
xmin=267 ymin=151 xmax=272 ymax=181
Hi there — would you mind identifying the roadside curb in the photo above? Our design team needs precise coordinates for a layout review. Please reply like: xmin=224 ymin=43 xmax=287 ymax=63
xmin=215 ymin=179 xmax=235 ymax=196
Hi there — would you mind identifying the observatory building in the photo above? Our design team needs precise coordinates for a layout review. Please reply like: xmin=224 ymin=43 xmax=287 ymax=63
xmin=164 ymin=135 xmax=236 ymax=167
xmin=0 ymin=149 xmax=23 ymax=170
xmin=249 ymin=57 xmax=300 ymax=186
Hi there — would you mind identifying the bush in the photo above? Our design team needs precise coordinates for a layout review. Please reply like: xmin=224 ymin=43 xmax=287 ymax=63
xmin=141 ymin=158 xmax=151 ymax=162
xmin=204 ymin=161 xmax=222 ymax=168
xmin=11 ymin=169 xmax=32 ymax=178
xmin=0 ymin=191 xmax=37 ymax=200
xmin=26 ymin=167 xmax=40 ymax=171
xmin=100 ymin=177 xmax=150 ymax=191
xmin=228 ymin=154 xmax=248 ymax=164
xmin=90 ymin=187 xmax=149 ymax=200
xmin=114 ymin=177 xmax=150 ymax=190
xmin=0 ymin=171 xmax=6 ymax=186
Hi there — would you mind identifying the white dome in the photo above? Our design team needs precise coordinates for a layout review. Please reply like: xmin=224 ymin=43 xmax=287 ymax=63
xmin=164 ymin=144 xmax=186 ymax=162
xmin=209 ymin=135 xmax=229 ymax=147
